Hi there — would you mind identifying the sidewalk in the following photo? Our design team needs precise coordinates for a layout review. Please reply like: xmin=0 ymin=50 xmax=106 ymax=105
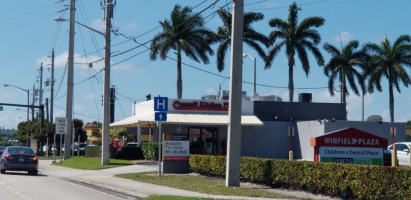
xmin=39 ymin=160 xmax=336 ymax=200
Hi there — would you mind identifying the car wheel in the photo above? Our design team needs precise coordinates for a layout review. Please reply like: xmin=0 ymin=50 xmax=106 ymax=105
xmin=1 ymin=169 xmax=5 ymax=174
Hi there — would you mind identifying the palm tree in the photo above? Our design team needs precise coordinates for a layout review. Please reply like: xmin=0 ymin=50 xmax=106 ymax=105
xmin=215 ymin=9 xmax=271 ymax=72
xmin=363 ymin=35 xmax=411 ymax=122
xmin=323 ymin=40 xmax=368 ymax=104
xmin=265 ymin=2 xmax=325 ymax=102
xmin=150 ymin=5 xmax=215 ymax=99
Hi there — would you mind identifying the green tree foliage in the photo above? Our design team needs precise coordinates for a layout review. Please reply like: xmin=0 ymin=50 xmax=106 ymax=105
xmin=406 ymin=121 xmax=411 ymax=129
xmin=323 ymin=40 xmax=368 ymax=104
xmin=150 ymin=4 xmax=215 ymax=99
xmin=16 ymin=120 xmax=54 ymax=144
xmin=363 ymin=35 xmax=411 ymax=122
xmin=91 ymin=129 xmax=101 ymax=138
xmin=214 ymin=9 xmax=270 ymax=72
xmin=265 ymin=2 xmax=325 ymax=102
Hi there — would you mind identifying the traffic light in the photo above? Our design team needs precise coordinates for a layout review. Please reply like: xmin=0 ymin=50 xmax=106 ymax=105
xmin=146 ymin=93 xmax=151 ymax=101
xmin=45 ymin=133 xmax=48 ymax=137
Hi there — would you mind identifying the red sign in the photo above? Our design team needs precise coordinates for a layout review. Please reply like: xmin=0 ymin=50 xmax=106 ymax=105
xmin=310 ymin=128 xmax=387 ymax=148
xmin=172 ymin=100 xmax=228 ymax=111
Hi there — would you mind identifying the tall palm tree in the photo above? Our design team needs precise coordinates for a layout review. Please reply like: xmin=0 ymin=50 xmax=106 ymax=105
xmin=150 ymin=4 xmax=215 ymax=99
xmin=323 ymin=40 xmax=368 ymax=104
xmin=265 ymin=2 xmax=325 ymax=102
xmin=363 ymin=35 xmax=411 ymax=122
xmin=215 ymin=9 xmax=271 ymax=72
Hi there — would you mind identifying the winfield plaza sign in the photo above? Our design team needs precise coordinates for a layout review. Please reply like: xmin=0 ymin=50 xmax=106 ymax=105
xmin=311 ymin=128 xmax=388 ymax=166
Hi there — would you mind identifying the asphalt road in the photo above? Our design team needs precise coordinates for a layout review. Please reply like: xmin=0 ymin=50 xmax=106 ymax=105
xmin=0 ymin=170 xmax=137 ymax=200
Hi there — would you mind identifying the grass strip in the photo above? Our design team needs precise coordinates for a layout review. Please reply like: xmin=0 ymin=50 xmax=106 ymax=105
xmin=52 ymin=157 xmax=133 ymax=170
xmin=116 ymin=172 xmax=290 ymax=199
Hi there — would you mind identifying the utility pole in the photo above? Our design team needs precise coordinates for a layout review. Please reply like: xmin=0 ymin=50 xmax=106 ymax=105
xmin=110 ymin=86 xmax=115 ymax=123
xmin=226 ymin=0 xmax=244 ymax=187
xmin=50 ymin=49 xmax=55 ymax=124
xmin=64 ymin=0 xmax=75 ymax=159
xmin=32 ymin=85 xmax=35 ymax=121
xmin=39 ymin=63 xmax=43 ymax=110
xmin=102 ymin=0 xmax=113 ymax=165
xmin=45 ymin=98 xmax=49 ymax=123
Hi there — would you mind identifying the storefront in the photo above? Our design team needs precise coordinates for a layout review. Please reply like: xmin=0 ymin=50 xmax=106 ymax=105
xmin=110 ymin=98 xmax=263 ymax=155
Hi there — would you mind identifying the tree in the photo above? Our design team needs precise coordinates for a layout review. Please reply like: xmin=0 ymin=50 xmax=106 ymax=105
xmin=91 ymin=129 xmax=101 ymax=138
xmin=215 ymin=9 xmax=271 ymax=72
xmin=406 ymin=120 xmax=411 ymax=129
xmin=73 ymin=119 xmax=87 ymax=143
xmin=323 ymin=40 xmax=368 ymax=104
xmin=150 ymin=4 xmax=215 ymax=99
xmin=363 ymin=35 xmax=411 ymax=122
xmin=265 ymin=2 xmax=325 ymax=102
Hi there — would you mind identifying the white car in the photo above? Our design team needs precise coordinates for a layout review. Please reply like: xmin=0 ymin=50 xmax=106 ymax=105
xmin=387 ymin=142 xmax=411 ymax=166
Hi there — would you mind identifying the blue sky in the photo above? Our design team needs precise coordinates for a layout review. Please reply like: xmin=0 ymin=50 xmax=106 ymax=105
xmin=1 ymin=0 xmax=411 ymax=129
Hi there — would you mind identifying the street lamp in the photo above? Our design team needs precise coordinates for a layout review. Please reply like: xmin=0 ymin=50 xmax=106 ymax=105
xmin=242 ymin=54 xmax=257 ymax=97
xmin=3 ymin=84 xmax=30 ymax=147
xmin=55 ymin=0 xmax=112 ymax=165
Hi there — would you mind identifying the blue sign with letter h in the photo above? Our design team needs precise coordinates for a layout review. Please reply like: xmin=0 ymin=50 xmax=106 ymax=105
xmin=154 ymin=97 xmax=168 ymax=111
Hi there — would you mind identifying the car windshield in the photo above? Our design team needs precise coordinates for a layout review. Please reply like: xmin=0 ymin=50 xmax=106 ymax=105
xmin=7 ymin=147 xmax=34 ymax=155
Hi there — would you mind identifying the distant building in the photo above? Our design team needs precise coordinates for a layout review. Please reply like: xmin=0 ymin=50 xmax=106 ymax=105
xmin=83 ymin=123 xmax=101 ymax=145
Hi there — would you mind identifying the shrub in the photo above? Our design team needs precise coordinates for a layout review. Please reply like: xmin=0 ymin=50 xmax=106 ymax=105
xmin=85 ymin=145 xmax=100 ymax=157
xmin=117 ymin=146 xmax=144 ymax=160
xmin=189 ymin=154 xmax=411 ymax=199
xmin=109 ymin=139 xmax=123 ymax=158
xmin=141 ymin=142 xmax=159 ymax=160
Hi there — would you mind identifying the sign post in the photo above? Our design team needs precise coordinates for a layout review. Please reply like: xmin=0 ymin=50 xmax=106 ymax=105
xmin=390 ymin=126 xmax=397 ymax=167
xmin=55 ymin=117 xmax=68 ymax=163
xmin=288 ymin=126 xmax=294 ymax=161
xmin=154 ymin=97 xmax=168 ymax=177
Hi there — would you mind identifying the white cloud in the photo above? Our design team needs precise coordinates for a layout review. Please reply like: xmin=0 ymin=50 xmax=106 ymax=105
xmin=83 ymin=94 xmax=96 ymax=100
xmin=123 ymin=22 xmax=137 ymax=31
xmin=74 ymin=104 xmax=84 ymax=111
xmin=90 ymin=19 xmax=105 ymax=32
xmin=204 ymin=87 xmax=216 ymax=95
xmin=37 ymin=52 xmax=104 ymax=70
xmin=334 ymin=31 xmax=353 ymax=43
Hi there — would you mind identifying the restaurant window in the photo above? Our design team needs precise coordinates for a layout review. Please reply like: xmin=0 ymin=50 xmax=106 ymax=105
xmin=189 ymin=127 xmax=218 ymax=155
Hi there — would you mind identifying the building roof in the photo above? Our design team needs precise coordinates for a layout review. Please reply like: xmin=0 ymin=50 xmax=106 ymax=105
xmin=110 ymin=112 xmax=263 ymax=127
xmin=83 ymin=123 xmax=100 ymax=129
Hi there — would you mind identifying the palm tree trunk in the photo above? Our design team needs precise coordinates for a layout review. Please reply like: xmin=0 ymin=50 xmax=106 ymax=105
xmin=389 ymin=79 xmax=394 ymax=122
xmin=342 ymin=70 xmax=346 ymax=104
xmin=177 ymin=46 xmax=182 ymax=99
xmin=288 ymin=54 xmax=295 ymax=102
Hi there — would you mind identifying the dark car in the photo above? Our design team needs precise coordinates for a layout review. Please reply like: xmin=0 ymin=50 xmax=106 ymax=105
xmin=0 ymin=146 xmax=6 ymax=156
xmin=78 ymin=143 xmax=87 ymax=156
xmin=0 ymin=146 xmax=38 ymax=175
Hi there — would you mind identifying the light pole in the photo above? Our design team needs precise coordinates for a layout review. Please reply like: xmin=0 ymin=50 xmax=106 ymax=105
xmin=55 ymin=0 xmax=112 ymax=165
xmin=242 ymin=54 xmax=257 ymax=97
xmin=4 ymin=84 xmax=30 ymax=147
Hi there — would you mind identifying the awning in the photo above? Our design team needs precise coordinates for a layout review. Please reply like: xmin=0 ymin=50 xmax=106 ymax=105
xmin=110 ymin=112 xmax=263 ymax=127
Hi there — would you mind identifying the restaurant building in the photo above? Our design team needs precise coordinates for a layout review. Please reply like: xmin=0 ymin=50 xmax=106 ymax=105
xmin=110 ymin=93 xmax=409 ymax=161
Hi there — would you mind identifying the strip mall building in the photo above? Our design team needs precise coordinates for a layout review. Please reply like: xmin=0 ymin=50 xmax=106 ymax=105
xmin=110 ymin=94 xmax=409 ymax=161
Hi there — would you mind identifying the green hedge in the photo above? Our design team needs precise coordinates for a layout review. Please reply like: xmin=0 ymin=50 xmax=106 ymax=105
xmin=189 ymin=155 xmax=411 ymax=199
xmin=85 ymin=145 xmax=100 ymax=157
xmin=141 ymin=142 xmax=159 ymax=160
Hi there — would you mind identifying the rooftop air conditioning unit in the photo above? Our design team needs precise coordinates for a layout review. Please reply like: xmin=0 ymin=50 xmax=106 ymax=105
xmin=299 ymin=93 xmax=312 ymax=103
